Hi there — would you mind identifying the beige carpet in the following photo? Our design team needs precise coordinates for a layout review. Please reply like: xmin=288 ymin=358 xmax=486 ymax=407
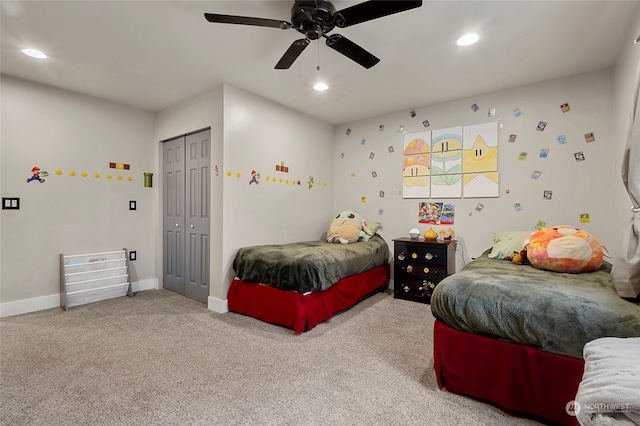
xmin=1 ymin=289 xmax=540 ymax=425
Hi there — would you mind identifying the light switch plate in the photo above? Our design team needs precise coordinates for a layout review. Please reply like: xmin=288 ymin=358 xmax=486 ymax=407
xmin=2 ymin=198 xmax=20 ymax=210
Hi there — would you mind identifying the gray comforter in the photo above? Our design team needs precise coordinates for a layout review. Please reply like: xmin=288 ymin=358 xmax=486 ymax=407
xmin=431 ymin=251 xmax=640 ymax=359
xmin=232 ymin=234 xmax=389 ymax=293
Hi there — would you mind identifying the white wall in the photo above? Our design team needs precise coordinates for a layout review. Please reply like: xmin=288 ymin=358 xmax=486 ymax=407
xmin=221 ymin=85 xmax=334 ymax=299
xmin=333 ymin=69 xmax=616 ymax=282
xmin=612 ymin=16 xmax=640 ymax=239
xmin=155 ymin=84 xmax=334 ymax=309
xmin=0 ymin=75 xmax=157 ymax=315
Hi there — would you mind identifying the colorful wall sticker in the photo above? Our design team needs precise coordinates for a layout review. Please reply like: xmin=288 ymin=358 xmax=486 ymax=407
xmin=557 ymin=135 xmax=567 ymax=144
xmin=419 ymin=202 xmax=455 ymax=225
xmin=275 ymin=161 xmax=289 ymax=172
xmin=536 ymin=121 xmax=548 ymax=131
xmin=508 ymin=134 xmax=517 ymax=143
xmin=26 ymin=166 xmax=46 ymax=183
xmin=584 ymin=132 xmax=595 ymax=143
xmin=109 ymin=162 xmax=130 ymax=170
xmin=580 ymin=213 xmax=590 ymax=223
xmin=574 ymin=151 xmax=585 ymax=162
xmin=249 ymin=170 xmax=260 ymax=185
xmin=560 ymin=103 xmax=571 ymax=113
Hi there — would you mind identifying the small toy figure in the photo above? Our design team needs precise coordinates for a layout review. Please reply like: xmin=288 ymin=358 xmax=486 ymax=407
xmin=26 ymin=166 xmax=46 ymax=183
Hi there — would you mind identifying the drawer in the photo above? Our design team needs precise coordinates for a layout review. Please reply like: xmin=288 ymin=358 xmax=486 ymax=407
xmin=396 ymin=263 xmax=446 ymax=281
xmin=394 ymin=276 xmax=438 ymax=302
xmin=394 ymin=243 xmax=447 ymax=266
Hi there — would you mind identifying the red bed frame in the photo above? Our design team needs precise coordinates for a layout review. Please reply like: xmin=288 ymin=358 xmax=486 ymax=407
xmin=228 ymin=263 xmax=390 ymax=333
xmin=433 ymin=320 xmax=584 ymax=426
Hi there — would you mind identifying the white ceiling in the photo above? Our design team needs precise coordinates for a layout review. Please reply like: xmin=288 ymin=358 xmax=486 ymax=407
xmin=2 ymin=1 xmax=639 ymax=126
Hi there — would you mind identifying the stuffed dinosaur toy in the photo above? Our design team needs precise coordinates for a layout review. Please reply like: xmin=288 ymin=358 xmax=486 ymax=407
xmin=327 ymin=210 xmax=372 ymax=244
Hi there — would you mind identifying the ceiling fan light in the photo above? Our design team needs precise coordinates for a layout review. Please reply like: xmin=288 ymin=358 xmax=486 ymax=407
xmin=313 ymin=82 xmax=329 ymax=91
xmin=456 ymin=33 xmax=479 ymax=47
xmin=22 ymin=48 xmax=47 ymax=59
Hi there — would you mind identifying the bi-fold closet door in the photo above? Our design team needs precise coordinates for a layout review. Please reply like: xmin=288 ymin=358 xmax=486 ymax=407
xmin=162 ymin=129 xmax=211 ymax=303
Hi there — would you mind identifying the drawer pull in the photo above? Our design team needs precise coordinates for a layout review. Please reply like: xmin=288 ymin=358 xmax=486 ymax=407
xmin=397 ymin=252 xmax=405 ymax=261
xmin=411 ymin=252 xmax=418 ymax=259
xmin=423 ymin=267 xmax=429 ymax=273
xmin=424 ymin=253 xmax=433 ymax=260
xmin=403 ymin=285 xmax=410 ymax=293
xmin=406 ymin=265 xmax=414 ymax=273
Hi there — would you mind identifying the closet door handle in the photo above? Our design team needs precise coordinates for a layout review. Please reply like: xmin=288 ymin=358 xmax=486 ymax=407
xmin=190 ymin=225 xmax=195 ymax=229
xmin=176 ymin=223 xmax=179 ymax=227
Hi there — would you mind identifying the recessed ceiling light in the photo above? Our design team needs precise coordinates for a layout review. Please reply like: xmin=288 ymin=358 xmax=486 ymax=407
xmin=22 ymin=48 xmax=47 ymax=59
xmin=313 ymin=82 xmax=328 ymax=91
xmin=457 ymin=33 xmax=479 ymax=47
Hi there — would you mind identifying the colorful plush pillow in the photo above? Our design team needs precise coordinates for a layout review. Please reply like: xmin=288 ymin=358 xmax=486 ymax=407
xmin=527 ymin=225 xmax=603 ymax=273
xmin=488 ymin=230 xmax=533 ymax=260
xmin=360 ymin=221 xmax=381 ymax=242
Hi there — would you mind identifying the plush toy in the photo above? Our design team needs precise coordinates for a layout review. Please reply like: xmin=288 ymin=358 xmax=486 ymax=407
xmin=327 ymin=210 xmax=372 ymax=244
xmin=507 ymin=248 xmax=528 ymax=265
xmin=526 ymin=225 xmax=603 ymax=273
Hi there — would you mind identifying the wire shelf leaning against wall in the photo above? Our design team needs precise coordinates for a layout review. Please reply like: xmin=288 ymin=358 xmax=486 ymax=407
xmin=60 ymin=249 xmax=133 ymax=311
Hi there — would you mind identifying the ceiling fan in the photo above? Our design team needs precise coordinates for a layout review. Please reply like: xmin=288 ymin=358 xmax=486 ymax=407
xmin=204 ymin=0 xmax=423 ymax=70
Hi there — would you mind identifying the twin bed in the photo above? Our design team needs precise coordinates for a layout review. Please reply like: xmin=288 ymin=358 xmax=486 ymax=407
xmin=228 ymin=231 xmax=640 ymax=425
xmin=228 ymin=233 xmax=390 ymax=333
xmin=431 ymin=251 xmax=640 ymax=426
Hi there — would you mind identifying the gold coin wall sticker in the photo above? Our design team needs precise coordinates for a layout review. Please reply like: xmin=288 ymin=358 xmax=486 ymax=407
xmin=118 ymin=176 xmax=123 ymax=181
xmin=106 ymin=175 xmax=112 ymax=180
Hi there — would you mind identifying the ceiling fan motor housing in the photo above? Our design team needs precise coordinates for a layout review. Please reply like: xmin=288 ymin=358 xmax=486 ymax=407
xmin=291 ymin=0 xmax=337 ymax=40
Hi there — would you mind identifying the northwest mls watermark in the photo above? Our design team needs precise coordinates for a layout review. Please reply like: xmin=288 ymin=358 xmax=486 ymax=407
xmin=566 ymin=400 xmax=631 ymax=416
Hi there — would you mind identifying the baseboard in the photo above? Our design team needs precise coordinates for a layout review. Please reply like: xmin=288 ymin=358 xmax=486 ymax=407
xmin=208 ymin=296 xmax=229 ymax=314
xmin=0 ymin=279 xmax=160 ymax=318
xmin=132 ymin=278 xmax=160 ymax=292
xmin=0 ymin=293 xmax=61 ymax=318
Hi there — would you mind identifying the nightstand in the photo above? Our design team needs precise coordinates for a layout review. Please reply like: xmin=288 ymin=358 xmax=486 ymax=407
xmin=392 ymin=237 xmax=455 ymax=303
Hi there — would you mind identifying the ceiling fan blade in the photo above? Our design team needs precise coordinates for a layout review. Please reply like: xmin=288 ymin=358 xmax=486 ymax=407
xmin=275 ymin=39 xmax=310 ymax=69
xmin=325 ymin=34 xmax=380 ymax=69
xmin=334 ymin=1 xmax=422 ymax=28
xmin=204 ymin=13 xmax=292 ymax=30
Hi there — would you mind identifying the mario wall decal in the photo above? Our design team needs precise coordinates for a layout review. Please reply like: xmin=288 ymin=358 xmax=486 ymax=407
xmin=26 ymin=166 xmax=47 ymax=183
xmin=249 ymin=169 xmax=260 ymax=185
